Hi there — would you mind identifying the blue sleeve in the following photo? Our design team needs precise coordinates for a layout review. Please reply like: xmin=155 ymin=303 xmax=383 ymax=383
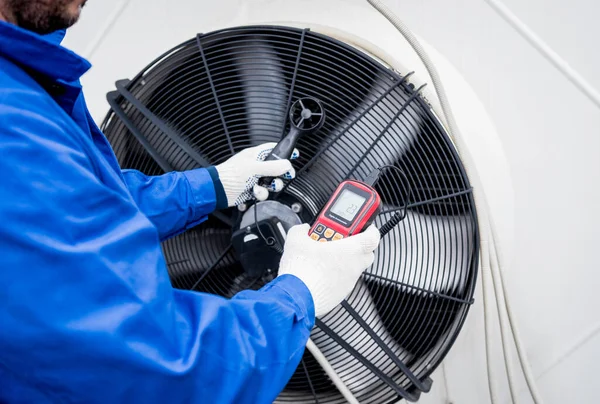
xmin=121 ymin=166 xmax=227 ymax=241
xmin=0 ymin=91 xmax=314 ymax=404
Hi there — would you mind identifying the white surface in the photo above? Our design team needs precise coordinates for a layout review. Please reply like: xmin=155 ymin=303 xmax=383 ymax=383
xmin=63 ymin=0 xmax=600 ymax=403
xmin=519 ymin=331 xmax=600 ymax=404
xmin=382 ymin=2 xmax=600 ymax=403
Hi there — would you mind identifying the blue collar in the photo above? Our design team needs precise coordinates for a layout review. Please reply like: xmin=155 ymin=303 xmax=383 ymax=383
xmin=0 ymin=21 xmax=90 ymax=82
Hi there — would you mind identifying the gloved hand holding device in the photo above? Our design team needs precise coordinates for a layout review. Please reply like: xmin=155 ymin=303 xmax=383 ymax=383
xmin=278 ymin=223 xmax=381 ymax=318
xmin=215 ymin=142 xmax=299 ymax=206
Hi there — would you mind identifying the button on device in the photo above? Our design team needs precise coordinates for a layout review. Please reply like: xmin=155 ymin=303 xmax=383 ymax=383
xmin=333 ymin=233 xmax=344 ymax=241
xmin=310 ymin=233 xmax=320 ymax=241
xmin=324 ymin=228 xmax=335 ymax=238
xmin=314 ymin=224 xmax=326 ymax=234
xmin=319 ymin=238 xmax=328 ymax=242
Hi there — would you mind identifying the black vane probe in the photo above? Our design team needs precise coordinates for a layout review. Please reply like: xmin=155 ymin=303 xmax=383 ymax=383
xmin=259 ymin=97 xmax=326 ymax=189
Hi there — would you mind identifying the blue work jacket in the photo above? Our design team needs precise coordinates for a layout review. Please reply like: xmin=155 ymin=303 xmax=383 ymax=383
xmin=0 ymin=21 xmax=314 ymax=403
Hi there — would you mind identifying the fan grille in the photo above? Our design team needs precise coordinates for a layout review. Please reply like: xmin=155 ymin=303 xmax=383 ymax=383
xmin=102 ymin=26 xmax=479 ymax=404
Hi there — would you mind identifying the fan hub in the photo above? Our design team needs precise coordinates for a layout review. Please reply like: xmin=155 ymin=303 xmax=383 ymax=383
xmin=238 ymin=200 xmax=303 ymax=231
xmin=232 ymin=201 xmax=303 ymax=279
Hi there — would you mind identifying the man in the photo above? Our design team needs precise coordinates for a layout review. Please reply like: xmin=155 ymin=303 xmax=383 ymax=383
xmin=0 ymin=0 xmax=381 ymax=403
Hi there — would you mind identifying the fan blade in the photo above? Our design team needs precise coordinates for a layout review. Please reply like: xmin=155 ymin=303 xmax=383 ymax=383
xmin=316 ymin=281 xmax=412 ymax=397
xmin=373 ymin=207 xmax=476 ymax=294
xmin=162 ymin=226 xmax=236 ymax=292
xmin=232 ymin=38 xmax=289 ymax=144
xmin=107 ymin=34 xmax=292 ymax=173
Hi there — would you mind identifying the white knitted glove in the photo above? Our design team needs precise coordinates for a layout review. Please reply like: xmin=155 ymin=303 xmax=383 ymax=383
xmin=278 ymin=224 xmax=381 ymax=318
xmin=215 ymin=143 xmax=299 ymax=206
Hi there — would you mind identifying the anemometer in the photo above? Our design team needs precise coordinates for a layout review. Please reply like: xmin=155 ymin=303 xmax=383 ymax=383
xmin=309 ymin=180 xmax=381 ymax=241
xmin=307 ymin=166 xmax=408 ymax=240
xmin=258 ymin=96 xmax=407 ymax=241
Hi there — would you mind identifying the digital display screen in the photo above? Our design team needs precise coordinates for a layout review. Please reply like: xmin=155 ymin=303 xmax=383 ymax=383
xmin=329 ymin=189 xmax=367 ymax=222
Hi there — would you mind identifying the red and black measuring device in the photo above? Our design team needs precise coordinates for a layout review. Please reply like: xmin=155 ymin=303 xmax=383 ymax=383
xmin=309 ymin=180 xmax=382 ymax=242
xmin=309 ymin=165 xmax=410 ymax=240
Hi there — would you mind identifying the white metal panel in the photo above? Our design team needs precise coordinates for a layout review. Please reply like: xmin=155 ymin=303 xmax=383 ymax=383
xmin=414 ymin=368 xmax=448 ymax=404
xmin=63 ymin=0 xmax=131 ymax=59
xmin=502 ymin=0 xmax=600 ymax=91
xmin=383 ymin=2 xmax=600 ymax=403
xmin=518 ymin=331 xmax=600 ymax=404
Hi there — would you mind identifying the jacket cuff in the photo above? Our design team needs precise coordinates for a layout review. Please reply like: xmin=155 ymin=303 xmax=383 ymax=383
xmin=265 ymin=275 xmax=316 ymax=329
xmin=206 ymin=166 xmax=228 ymax=210
xmin=182 ymin=168 xmax=217 ymax=219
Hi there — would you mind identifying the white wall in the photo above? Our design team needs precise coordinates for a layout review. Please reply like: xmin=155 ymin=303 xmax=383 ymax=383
xmin=63 ymin=1 xmax=600 ymax=403
xmin=384 ymin=1 xmax=600 ymax=403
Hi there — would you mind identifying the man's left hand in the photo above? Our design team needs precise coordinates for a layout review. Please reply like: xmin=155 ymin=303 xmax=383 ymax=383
xmin=215 ymin=143 xmax=299 ymax=207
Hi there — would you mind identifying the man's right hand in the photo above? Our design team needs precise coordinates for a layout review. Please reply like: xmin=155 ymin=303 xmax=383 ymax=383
xmin=277 ymin=224 xmax=381 ymax=318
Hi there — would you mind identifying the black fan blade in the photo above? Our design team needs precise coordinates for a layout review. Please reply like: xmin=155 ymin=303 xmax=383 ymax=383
xmin=310 ymin=281 xmax=413 ymax=401
xmin=373 ymin=206 xmax=476 ymax=295
xmin=163 ymin=225 xmax=236 ymax=294
xmin=233 ymin=38 xmax=289 ymax=144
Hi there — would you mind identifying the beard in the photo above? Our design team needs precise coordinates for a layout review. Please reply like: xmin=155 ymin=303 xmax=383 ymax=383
xmin=2 ymin=0 xmax=86 ymax=35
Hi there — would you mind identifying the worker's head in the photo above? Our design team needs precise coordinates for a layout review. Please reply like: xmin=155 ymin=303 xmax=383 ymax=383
xmin=0 ymin=0 xmax=87 ymax=35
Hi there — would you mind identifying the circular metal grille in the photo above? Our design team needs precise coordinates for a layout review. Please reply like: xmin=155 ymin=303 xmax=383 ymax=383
xmin=101 ymin=25 xmax=479 ymax=404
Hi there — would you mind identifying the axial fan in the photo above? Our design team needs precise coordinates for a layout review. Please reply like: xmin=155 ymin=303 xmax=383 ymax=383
xmin=101 ymin=25 xmax=479 ymax=404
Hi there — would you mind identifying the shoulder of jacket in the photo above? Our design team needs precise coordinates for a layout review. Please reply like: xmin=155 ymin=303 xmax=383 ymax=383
xmin=0 ymin=57 xmax=73 ymax=126
xmin=0 ymin=56 xmax=43 ymax=93
xmin=0 ymin=61 xmax=90 ymax=154
xmin=0 ymin=60 xmax=67 ymax=124
xmin=0 ymin=56 xmax=101 ymax=174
